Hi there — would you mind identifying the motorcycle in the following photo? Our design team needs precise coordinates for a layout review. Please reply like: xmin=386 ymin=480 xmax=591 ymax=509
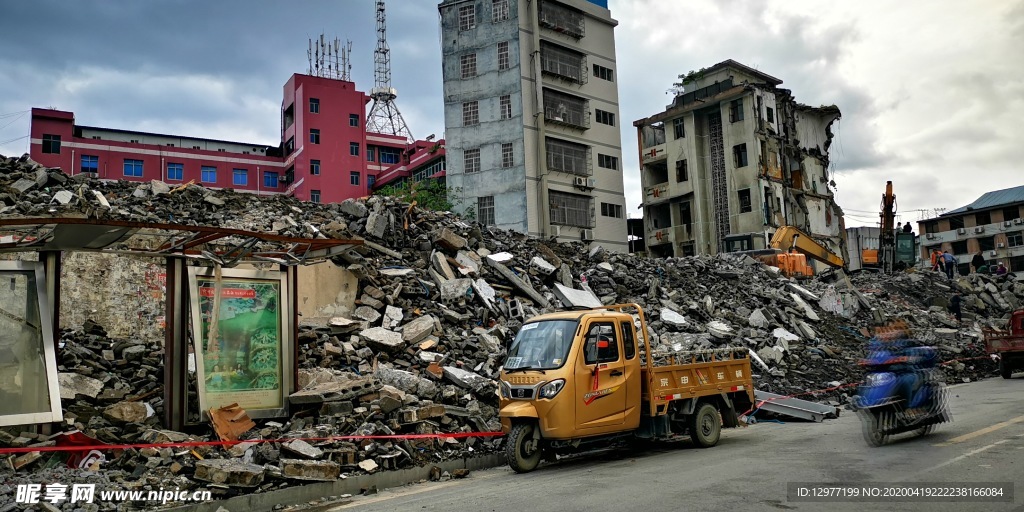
xmin=853 ymin=342 xmax=951 ymax=446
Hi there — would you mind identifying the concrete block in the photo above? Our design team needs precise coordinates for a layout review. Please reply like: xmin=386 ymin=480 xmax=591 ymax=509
xmin=339 ymin=199 xmax=368 ymax=218
xmin=150 ymin=180 xmax=171 ymax=195
xmin=194 ymin=459 xmax=265 ymax=487
xmin=366 ymin=212 xmax=388 ymax=238
xmin=279 ymin=459 xmax=341 ymax=481
xmin=530 ymin=256 xmax=556 ymax=275
xmin=434 ymin=228 xmax=467 ymax=252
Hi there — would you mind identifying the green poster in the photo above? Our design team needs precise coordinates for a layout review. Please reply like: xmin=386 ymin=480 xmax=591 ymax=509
xmin=196 ymin=276 xmax=283 ymax=412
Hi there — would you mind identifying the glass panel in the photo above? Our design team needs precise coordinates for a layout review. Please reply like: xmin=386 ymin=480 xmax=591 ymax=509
xmin=0 ymin=270 xmax=51 ymax=417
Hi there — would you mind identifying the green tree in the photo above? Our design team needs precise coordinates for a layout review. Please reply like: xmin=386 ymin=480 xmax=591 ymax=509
xmin=375 ymin=180 xmax=474 ymax=219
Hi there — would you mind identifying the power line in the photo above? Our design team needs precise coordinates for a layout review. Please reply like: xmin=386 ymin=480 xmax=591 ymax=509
xmin=0 ymin=134 xmax=28 ymax=146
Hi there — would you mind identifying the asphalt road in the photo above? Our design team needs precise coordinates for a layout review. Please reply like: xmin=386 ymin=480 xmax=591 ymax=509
xmin=329 ymin=376 xmax=1024 ymax=512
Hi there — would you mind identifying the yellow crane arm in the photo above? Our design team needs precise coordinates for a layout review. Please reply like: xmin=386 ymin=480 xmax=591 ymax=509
xmin=769 ymin=226 xmax=845 ymax=268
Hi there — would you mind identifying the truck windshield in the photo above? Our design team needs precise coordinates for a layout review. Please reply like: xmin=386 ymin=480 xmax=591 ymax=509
xmin=505 ymin=320 xmax=577 ymax=370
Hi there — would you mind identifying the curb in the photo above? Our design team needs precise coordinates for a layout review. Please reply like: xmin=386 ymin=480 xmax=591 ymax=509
xmin=163 ymin=454 xmax=506 ymax=512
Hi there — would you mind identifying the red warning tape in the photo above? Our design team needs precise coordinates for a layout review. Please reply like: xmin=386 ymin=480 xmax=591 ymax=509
xmin=0 ymin=432 xmax=506 ymax=455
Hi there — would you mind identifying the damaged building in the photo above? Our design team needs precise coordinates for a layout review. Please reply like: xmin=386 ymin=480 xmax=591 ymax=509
xmin=633 ymin=59 xmax=846 ymax=265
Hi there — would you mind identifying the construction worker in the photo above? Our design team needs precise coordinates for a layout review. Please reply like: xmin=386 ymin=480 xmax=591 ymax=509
xmin=941 ymin=251 xmax=957 ymax=279
xmin=932 ymin=249 xmax=943 ymax=273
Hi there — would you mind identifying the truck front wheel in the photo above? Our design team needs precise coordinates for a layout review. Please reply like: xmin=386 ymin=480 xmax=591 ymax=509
xmin=1000 ymin=357 xmax=1013 ymax=379
xmin=506 ymin=423 xmax=542 ymax=473
xmin=689 ymin=403 xmax=722 ymax=448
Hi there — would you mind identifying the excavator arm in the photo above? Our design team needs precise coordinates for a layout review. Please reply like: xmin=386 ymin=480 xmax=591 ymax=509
xmin=769 ymin=226 xmax=846 ymax=268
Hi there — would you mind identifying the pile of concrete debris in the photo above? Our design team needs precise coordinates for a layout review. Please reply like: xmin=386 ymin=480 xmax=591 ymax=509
xmin=1 ymin=153 xmax=1021 ymax=507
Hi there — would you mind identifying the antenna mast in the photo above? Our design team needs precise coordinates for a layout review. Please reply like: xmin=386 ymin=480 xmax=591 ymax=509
xmin=366 ymin=0 xmax=413 ymax=142
xmin=308 ymin=33 xmax=351 ymax=81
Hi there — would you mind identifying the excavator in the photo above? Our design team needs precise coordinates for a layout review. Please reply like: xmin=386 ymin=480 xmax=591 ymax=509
xmin=860 ymin=181 xmax=916 ymax=272
xmin=732 ymin=226 xmax=845 ymax=278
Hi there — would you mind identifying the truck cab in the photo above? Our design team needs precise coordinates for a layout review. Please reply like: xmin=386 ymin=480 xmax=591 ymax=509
xmin=499 ymin=309 xmax=644 ymax=440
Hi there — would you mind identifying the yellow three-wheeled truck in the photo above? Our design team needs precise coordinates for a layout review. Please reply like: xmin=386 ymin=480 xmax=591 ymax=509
xmin=499 ymin=303 xmax=755 ymax=473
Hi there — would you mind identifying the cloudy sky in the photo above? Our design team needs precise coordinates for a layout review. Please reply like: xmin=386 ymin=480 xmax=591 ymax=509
xmin=1 ymin=0 xmax=1021 ymax=227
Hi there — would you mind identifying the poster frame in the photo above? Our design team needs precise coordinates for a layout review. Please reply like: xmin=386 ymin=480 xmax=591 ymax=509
xmin=0 ymin=260 xmax=63 ymax=427
xmin=187 ymin=266 xmax=293 ymax=420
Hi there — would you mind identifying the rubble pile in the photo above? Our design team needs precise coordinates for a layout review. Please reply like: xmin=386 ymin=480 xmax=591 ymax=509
xmin=2 ymin=153 xmax=1022 ymax=504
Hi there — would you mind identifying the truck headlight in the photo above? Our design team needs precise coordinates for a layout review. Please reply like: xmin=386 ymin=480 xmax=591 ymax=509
xmin=500 ymin=381 xmax=512 ymax=399
xmin=539 ymin=379 xmax=566 ymax=399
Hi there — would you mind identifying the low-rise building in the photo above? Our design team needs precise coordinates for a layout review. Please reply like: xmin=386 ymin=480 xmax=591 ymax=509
xmin=918 ymin=185 xmax=1024 ymax=274
xmin=633 ymin=59 xmax=846 ymax=266
xmin=29 ymin=73 xmax=440 ymax=204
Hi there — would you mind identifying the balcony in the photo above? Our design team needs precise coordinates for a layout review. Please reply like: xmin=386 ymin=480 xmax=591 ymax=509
xmin=538 ymin=0 xmax=585 ymax=39
xmin=543 ymin=89 xmax=590 ymax=130
xmin=644 ymin=183 xmax=670 ymax=205
xmin=541 ymin=43 xmax=587 ymax=85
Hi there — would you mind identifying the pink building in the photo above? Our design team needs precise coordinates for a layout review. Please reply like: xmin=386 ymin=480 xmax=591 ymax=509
xmin=29 ymin=74 xmax=443 ymax=204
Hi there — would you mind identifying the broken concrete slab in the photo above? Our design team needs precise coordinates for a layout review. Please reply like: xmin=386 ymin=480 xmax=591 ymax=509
xmin=51 ymin=190 xmax=74 ymax=205
xmin=58 ymin=372 xmax=104 ymax=400
xmin=339 ymin=198 xmax=368 ymax=218
xmin=530 ymin=256 xmax=556 ymax=275
xmin=402 ymin=315 xmax=436 ymax=344
xmin=353 ymin=306 xmax=382 ymax=323
xmin=382 ymin=305 xmax=404 ymax=330
xmin=103 ymin=401 xmax=149 ymax=424
xmin=485 ymin=257 xmax=549 ymax=308
xmin=434 ymin=228 xmax=467 ymax=252
xmin=365 ymin=211 xmax=389 ymax=238
xmin=360 ymin=327 xmax=405 ymax=352
xmin=660 ymin=308 xmax=688 ymax=328
xmin=194 ymin=459 xmax=265 ymax=487
xmin=442 ymin=366 xmax=492 ymax=393
xmin=439 ymin=279 xmax=473 ymax=301
xmin=432 ymin=251 xmax=456 ymax=280
xmin=455 ymin=250 xmax=481 ymax=274
xmin=552 ymin=283 xmax=603 ymax=309
xmin=283 ymin=439 xmax=324 ymax=459
xmin=748 ymin=309 xmax=769 ymax=328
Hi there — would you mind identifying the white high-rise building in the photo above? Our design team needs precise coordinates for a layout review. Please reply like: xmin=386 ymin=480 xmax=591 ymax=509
xmin=439 ymin=0 xmax=627 ymax=252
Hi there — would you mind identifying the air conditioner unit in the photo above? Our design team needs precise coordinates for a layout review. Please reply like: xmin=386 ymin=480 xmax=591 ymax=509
xmin=925 ymin=233 xmax=935 ymax=240
xmin=1004 ymin=221 xmax=1013 ymax=228
xmin=997 ymin=243 xmax=1005 ymax=248
xmin=974 ymin=227 xmax=985 ymax=234
xmin=1015 ymin=218 xmax=1024 ymax=225
xmin=586 ymin=178 xmax=596 ymax=189
xmin=573 ymin=176 xmax=588 ymax=187
xmin=956 ymin=228 xmax=966 ymax=235
xmin=990 ymin=251 xmax=998 ymax=257
xmin=581 ymin=229 xmax=594 ymax=241
xmin=551 ymin=225 xmax=561 ymax=237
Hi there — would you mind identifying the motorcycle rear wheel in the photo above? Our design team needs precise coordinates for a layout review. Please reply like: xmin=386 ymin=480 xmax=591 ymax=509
xmin=863 ymin=410 xmax=890 ymax=447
